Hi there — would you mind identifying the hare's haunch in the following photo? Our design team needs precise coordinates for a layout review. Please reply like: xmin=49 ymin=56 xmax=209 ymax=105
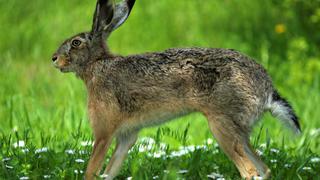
xmin=52 ymin=0 xmax=300 ymax=179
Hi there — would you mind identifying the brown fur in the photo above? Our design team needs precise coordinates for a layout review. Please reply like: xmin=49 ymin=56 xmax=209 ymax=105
xmin=52 ymin=0 xmax=300 ymax=179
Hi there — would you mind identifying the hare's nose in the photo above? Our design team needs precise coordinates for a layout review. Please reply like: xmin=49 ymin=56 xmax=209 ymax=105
xmin=52 ymin=55 xmax=58 ymax=62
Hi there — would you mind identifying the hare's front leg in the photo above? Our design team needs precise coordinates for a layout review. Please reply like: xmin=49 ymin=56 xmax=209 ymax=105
xmin=85 ymin=108 xmax=116 ymax=180
xmin=85 ymin=125 xmax=114 ymax=180
xmin=85 ymin=98 xmax=120 ymax=179
xmin=103 ymin=131 xmax=138 ymax=180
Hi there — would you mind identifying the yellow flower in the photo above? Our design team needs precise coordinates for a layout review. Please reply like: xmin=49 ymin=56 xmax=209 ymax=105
xmin=275 ymin=24 xmax=286 ymax=34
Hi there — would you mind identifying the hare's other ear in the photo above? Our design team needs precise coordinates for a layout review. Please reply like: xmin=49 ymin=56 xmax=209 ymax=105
xmin=92 ymin=0 xmax=114 ymax=36
xmin=107 ymin=0 xmax=136 ymax=31
xmin=92 ymin=0 xmax=136 ymax=38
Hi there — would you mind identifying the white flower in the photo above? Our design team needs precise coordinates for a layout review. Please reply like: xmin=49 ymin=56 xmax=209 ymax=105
xmin=213 ymin=165 xmax=219 ymax=170
xmin=20 ymin=177 xmax=29 ymax=180
xmin=270 ymin=148 xmax=280 ymax=153
xmin=13 ymin=126 xmax=18 ymax=132
xmin=169 ymin=145 xmax=203 ymax=158
xmin=207 ymin=172 xmax=224 ymax=179
xmin=22 ymin=148 xmax=29 ymax=153
xmin=2 ymin=158 xmax=11 ymax=162
xmin=35 ymin=147 xmax=48 ymax=154
xmin=79 ymin=150 xmax=88 ymax=155
xmin=253 ymin=176 xmax=263 ymax=180
xmin=74 ymin=170 xmax=84 ymax=174
xmin=207 ymin=138 xmax=214 ymax=145
xmin=199 ymin=145 xmax=208 ymax=150
xmin=153 ymin=175 xmax=159 ymax=179
xmin=127 ymin=177 xmax=132 ymax=180
xmin=140 ymin=137 xmax=156 ymax=144
xmin=65 ymin=149 xmax=75 ymax=155
xmin=75 ymin=159 xmax=85 ymax=163
xmin=302 ymin=167 xmax=312 ymax=171
xmin=182 ymin=145 xmax=195 ymax=152
xmin=194 ymin=145 xmax=207 ymax=150
xmin=310 ymin=128 xmax=320 ymax=136
xmin=170 ymin=149 xmax=189 ymax=157
xmin=159 ymin=143 xmax=167 ymax=149
xmin=138 ymin=137 xmax=155 ymax=152
xmin=310 ymin=157 xmax=320 ymax=163
xmin=100 ymin=174 xmax=109 ymax=178
xmin=5 ymin=165 xmax=13 ymax=169
xmin=139 ymin=145 xmax=152 ymax=152
xmin=13 ymin=140 xmax=25 ymax=148
xmin=259 ymin=143 xmax=266 ymax=149
xmin=178 ymin=169 xmax=188 ymax=174
xmin=256 ymin=149 xmax=263 ymax=156
xmin=43 ymin=175 xmax=51 ymax=179
xmin=284 ymin=164 xmax=291 ymax=168
xmin=163 ymin=170 xmax=170 ymax=174
xmin=212 ymin=149 xmax=219 ymax=154
xmin=80 ymin=141 xmax=93 ymax=147
xmin=153 ymin=151 xmax=166 ymax=158
xmin=270 ymin=159 xmax=277 ymax=163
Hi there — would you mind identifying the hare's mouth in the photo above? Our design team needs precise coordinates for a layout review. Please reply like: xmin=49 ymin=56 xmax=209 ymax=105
xmin=53 ymin=56 xmax=71 ymax=70
xmin=54 ymin=63 xmax=71 ymax=73
xmin=59 ymin=67 xmax=71 ymax=73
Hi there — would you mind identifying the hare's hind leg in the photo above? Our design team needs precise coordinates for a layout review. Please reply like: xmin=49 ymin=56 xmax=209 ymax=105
xmin=206 ymin=114 xmax=270 ymax=179
xmin=103 ymin=131 xmax=138 ymax=180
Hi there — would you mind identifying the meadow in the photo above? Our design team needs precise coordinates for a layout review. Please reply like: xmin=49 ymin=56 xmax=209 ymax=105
xmin=0 ymin=0 xmax=320 ymax=179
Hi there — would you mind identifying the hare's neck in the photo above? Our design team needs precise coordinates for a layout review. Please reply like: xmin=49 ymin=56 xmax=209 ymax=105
xmin=77 ymin=64 xmax=94 ymax=84
xmin=78 ymin=60 xmax=103 ymax=89
xmin=78 ymin=54 xmax=114 ymax=92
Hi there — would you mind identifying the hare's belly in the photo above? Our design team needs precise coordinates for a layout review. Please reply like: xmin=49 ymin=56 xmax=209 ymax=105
xmin=119 ymin=108 xmax=194 ymax=133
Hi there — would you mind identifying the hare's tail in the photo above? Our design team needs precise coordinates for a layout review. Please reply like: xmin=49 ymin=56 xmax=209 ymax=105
xmin=266 ymin=90 xmax=301 ymax=134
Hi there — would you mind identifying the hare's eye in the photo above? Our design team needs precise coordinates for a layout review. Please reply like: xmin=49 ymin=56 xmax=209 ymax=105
xmin=71 ymin=39 xmax=82 ymax=47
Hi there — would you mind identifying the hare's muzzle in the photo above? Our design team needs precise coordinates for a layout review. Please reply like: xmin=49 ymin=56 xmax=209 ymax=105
xmin=52 ymin=54 xmax=70 ymax=70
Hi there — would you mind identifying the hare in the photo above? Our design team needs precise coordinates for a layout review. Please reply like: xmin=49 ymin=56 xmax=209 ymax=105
xmin=52 ymin=0 xmax=301 ymax=179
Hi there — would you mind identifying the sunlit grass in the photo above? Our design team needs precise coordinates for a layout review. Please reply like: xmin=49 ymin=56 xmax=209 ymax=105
xmin=1 ymin=127 xmax=319 ymax=179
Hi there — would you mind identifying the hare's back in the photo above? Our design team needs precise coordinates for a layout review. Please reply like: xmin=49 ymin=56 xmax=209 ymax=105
xmin=125 ymin=47 xmax=271 ymax=81
xmin=127 ymin=47 xmax=264 ymax=70
xmin=118 ymin=47 xmax=273 ymax=98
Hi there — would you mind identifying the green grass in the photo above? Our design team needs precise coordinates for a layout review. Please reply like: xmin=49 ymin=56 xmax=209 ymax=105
xmin=1 ymin=126 xmax=320 ymax=179
xmin=0 ymin=0 xmax=320 ymax=179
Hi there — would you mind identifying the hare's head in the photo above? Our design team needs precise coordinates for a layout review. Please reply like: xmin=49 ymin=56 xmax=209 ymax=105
xmin=52 ymin=0 xmax=135 ymax=73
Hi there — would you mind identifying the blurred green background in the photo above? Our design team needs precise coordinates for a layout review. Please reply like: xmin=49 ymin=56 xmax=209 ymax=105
xmin=0 ymin=0 xmax=319 ymax=151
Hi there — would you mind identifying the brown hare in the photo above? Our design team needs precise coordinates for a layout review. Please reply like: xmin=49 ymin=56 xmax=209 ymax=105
xmin=52 ymin=0 xmax=301 ymax=179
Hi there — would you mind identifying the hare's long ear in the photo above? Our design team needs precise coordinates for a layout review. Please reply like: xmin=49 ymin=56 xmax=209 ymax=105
xmin=92 ymin=0 xmax=136 ymax=39
xmin=91 ymin=0 xmax=115 ymax=36
xmin=106 ymin=0 xmax=136 ymax=32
